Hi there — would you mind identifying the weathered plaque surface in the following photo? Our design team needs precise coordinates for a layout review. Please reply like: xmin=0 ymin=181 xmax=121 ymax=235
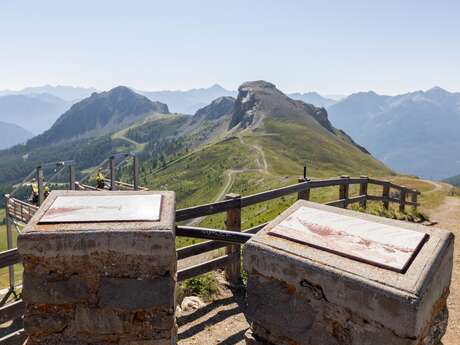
xmin=268 ymin=206 xmax=428 ymax=272
xmin=39 ymin=194 xmax=162 ymax=223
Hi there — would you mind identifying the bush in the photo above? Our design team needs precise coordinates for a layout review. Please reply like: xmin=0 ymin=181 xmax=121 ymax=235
xmin=177 ymin=273 xmax=219 ymax=303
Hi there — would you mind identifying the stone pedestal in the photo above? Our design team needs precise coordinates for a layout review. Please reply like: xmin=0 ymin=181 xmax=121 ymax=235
xmin=18 ymin=191 xmax=177 ymax=345
xmin=243 ymin=201 xmax=454 ymax=345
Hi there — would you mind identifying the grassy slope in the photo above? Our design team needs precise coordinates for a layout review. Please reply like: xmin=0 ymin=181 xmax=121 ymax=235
xmin=144 ymin=117 xmax=392 ymax=247
xmin=444 ymin=174 xmax=460 ymax=187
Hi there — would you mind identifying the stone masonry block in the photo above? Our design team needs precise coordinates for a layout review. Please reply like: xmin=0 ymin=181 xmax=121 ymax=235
xmin=98 ymin=277 xmax=175 ymax=310
xmin=244 ymin=201 xmax=454 ymax=345
xmin=18 ymin=190 xmax=177 ymax=345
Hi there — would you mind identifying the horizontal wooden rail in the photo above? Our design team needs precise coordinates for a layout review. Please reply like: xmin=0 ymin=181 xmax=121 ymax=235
xmin=368 ymin=178 xmax=419 ymax=195
xmin=0 ymin=249 xmax=21 ymax=269
xmin=177 ymin=240 xmax=226 ymax=260
xmin=176 ymin=198 xmax=240 ymax=221
xmin=0 ymin=300 xmax=24 ymax=324
xmin=0 ymin=329 xmax=26 ymax=345
xmin=178 ymin=253 xmax=239 ymax=282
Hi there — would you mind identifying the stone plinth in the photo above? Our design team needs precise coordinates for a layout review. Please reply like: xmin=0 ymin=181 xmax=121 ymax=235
xmin=18 ymin=190 xmax=177 ymax=345
xmin=243 ymin=201 xmax=454 ymax=345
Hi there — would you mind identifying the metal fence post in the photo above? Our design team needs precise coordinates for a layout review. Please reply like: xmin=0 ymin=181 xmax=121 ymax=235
xmin=359 ymin=175 xmax=368 ymax=208
xmin=298 ymin=177 xmax=310 ymax=201
xmin=399 ymin=187 xmax=407 ymax=213
xmin=133 ymin=155 xmax=139 ymax=190
xmin=109 ymin=156 xmax=116 ymax=191
xmin=225 ymin=193 xmax=241 ymax=285
xmin=382 ymin=181 xmax=390 ymax=210
xmin=36 ymin=166 xmax=44 ymax=206
xmin=69 ymin=165 xmax=76 ymax=190
xmin=339 ymin=175 xmax=350 ymax=208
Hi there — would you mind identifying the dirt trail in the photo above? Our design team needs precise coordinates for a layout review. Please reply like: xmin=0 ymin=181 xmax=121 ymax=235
xmin=186 ymin=132 xmax=268 ymax=227
xmin=427 ymin=195 xmax=460 ymax=344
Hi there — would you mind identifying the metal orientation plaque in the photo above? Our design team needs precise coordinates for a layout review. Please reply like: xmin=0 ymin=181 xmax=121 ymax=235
xmin=39 ymin=194 xmax=162 ymax=223
xmin=268 ymin=206 xmax=428 ymax=272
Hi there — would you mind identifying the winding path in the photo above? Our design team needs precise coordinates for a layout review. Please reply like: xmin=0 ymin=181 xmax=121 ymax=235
xmin=186 ymin=132 xmax=269 ymax=226
xmin=426 ymin=194 xmax=460 ymax=344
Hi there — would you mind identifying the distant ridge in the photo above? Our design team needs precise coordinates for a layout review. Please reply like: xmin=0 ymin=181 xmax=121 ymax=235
xmin=328 ymin=86 xmax=460 ymax=179
xmin=141 ymin=84 xmax=237 ymax=114
xmin=28 ymin=86 xmax=169 ymax=146
xmin=0 ymin=85 xmax=97 ymax=101
xmin=0 ymin=93 xmax=72 ymax=134
xmin=0 ymin=121 xmax=33 ymax=149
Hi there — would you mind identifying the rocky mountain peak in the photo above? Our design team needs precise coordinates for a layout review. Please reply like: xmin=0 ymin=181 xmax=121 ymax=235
xmin=193 ymin=96 xmax=235 ymax=122
xmin=229 ymin=80 xmax=334 ymax=132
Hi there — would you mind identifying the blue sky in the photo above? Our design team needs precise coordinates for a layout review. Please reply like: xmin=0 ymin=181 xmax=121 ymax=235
xmin=1 ymin=0 xmax=459 ymax=94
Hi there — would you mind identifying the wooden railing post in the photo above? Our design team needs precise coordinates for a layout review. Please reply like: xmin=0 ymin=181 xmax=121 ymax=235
xmin=133 ymin=155 xmax=139 ymax=191
xmin=339 ymin=175 xmax=350 ymax=208
xmin=4 ymin=196 xmax=15 ymax=291
xmin=225 ymin=193 xmax=241 ymax=285
xmin=411 ymin=191 xmax=418 ymax=211
xmin=399 ymin=187 xmax=407 ymax=213
xmin=359 ymin=175 xmax=368 ymax=208
xmin=68 ymin=165 xmax=76 ymax=191
xmin=297 ymin=177 xmax=310 ymax=201
xmin=382 ymin=181 xmax=390 ymax=210
xmin=36 ymin=166 xmax=44 ymax=206
xmin=109 ymin=156 xmax=116 ymax=191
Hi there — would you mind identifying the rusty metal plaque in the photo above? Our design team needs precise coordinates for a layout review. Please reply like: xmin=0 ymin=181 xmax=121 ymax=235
xmin=268 ymin=206 xmax=428 ymax=273
xmin=39 ymin=194 xmax=162 ymax=223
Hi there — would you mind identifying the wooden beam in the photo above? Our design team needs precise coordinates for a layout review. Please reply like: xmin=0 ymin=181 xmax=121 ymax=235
xmin=359 ymin=175 xmax=368 ymax=208
xmin=0 ymin=249 xmax=21 ymax=269
xmin=411 ymin=193 xmax=418 ymax=210
xmin=177 ymin=241 xmax=227 ymax=260
xmin=0 ymin=329 xmax=26 ymax=345
xmin=177 ymin=253 xmax=238 ymax=282
xmin=399 ymin=187 xmax=407 ymax=213
xmin=297 ymin=177 xmax=310 ymax=201
xmin=109 ymin=157 xmax=116 ymax=191
xmin=224 ymin=194 xmax=241 ymax=285
xmin=176 ymin=198 xmax=240 ymax=221
xmin=68 ymin=165 xmax=76 ymax=191
xmin=382 ymin=181 xmax=390 ymax=210
xmin=133 ymin=155 xmax=139 ymax=190
xmin=0 ymin=300 xmax=24 ymax=325
xmin=36 ymin=166 xmax=44 ymax=206
xmin=339 ymin=175 xmax=350 ymax=208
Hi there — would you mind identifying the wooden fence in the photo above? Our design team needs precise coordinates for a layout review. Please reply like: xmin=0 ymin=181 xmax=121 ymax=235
xmin=0 ymin=175 xmax=419 ymax=345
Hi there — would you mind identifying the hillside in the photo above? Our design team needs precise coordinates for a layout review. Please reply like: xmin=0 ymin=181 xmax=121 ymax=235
xmin=444 ymin=174 xmax=460 ymax=187
xmin=327 ymin=87 xmax=460 ymax=180
xmin=0 ymin=93 xmax=72 ymax=134
xmin=144 ymin=81 xmax=392 ymax=210
xmin=0 ymin=121 xmax=33 ymax=149
xmin=28 ymin=86 xmax=169 ymax=147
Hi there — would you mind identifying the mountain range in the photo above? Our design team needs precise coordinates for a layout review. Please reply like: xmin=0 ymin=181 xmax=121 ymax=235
xmin=0 ymin=121 xmax=33 ymax=149
xmin=2 ymin=82 xmax=459 ymax=181
xmin=0 ymin=93 xmax=72 ymax=134
xmin=328 ymin=87 xmax=460 ymax=180
xmin=0 ymin=81 xmax=389 ymax=209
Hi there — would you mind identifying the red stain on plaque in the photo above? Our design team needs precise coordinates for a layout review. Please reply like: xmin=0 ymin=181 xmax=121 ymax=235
xmin=44 ymin=207 xmax=81 ymax=216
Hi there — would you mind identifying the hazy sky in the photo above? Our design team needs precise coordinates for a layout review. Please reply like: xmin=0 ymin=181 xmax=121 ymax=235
xmin=1 ymin=0 xmax=459 ymax=94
